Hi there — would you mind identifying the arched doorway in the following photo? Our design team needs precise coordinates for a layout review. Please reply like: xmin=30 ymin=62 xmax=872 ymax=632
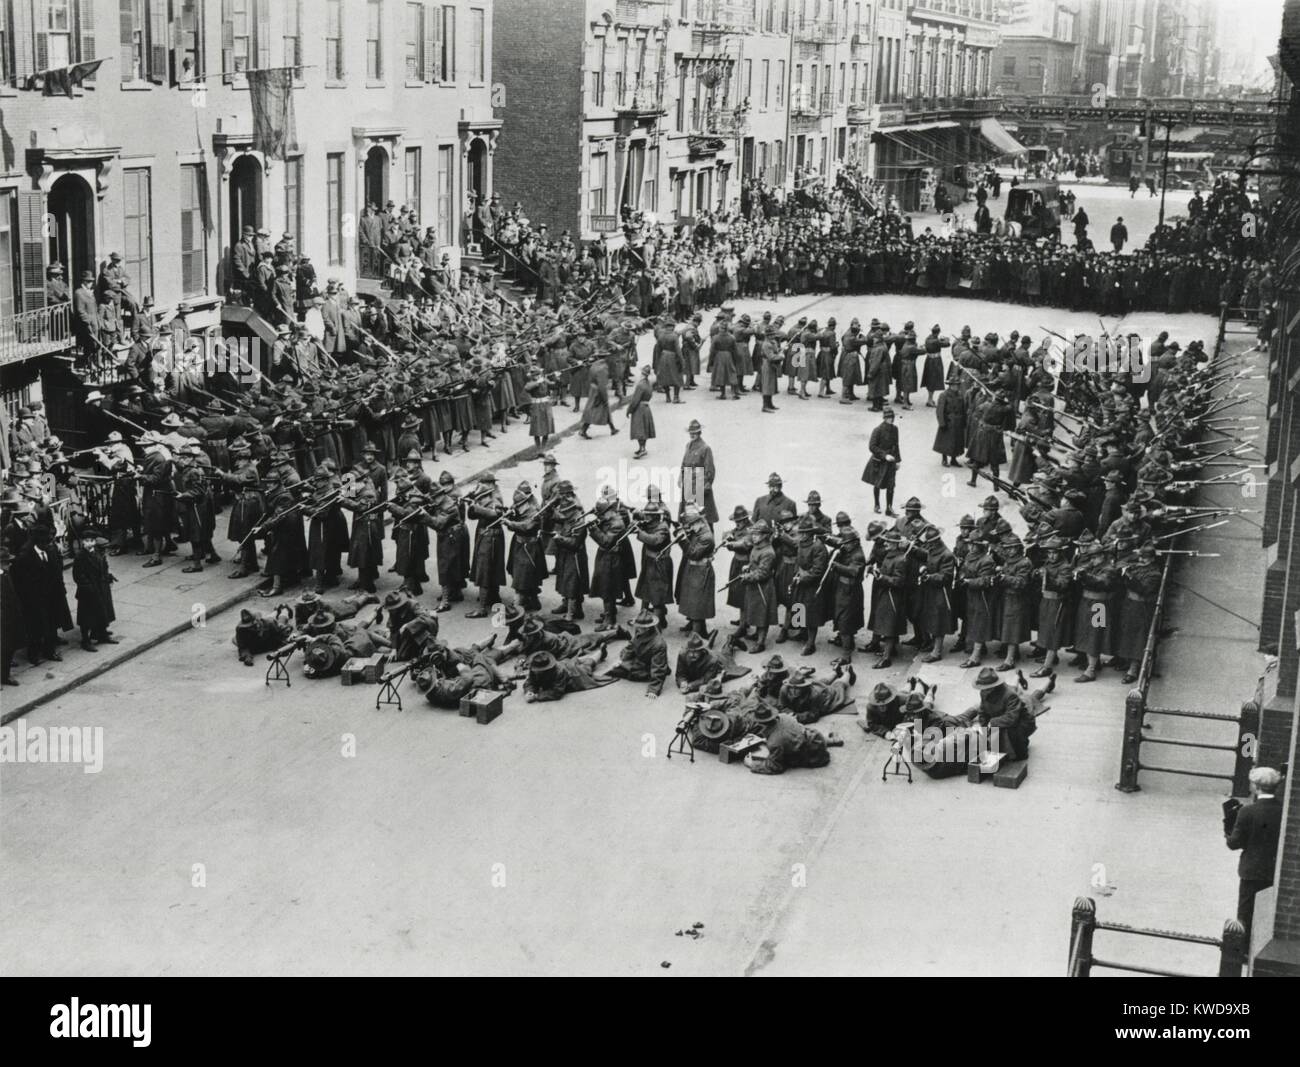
xmin=467 ymin=139 xmax=487 ymax=206
xmin=364 ymin=146 xmax=389 ymax=209
xmin=229 ymin=154 xmax=262 ymax=250
xmin=47 ymin=173 xmax=95 ymax=283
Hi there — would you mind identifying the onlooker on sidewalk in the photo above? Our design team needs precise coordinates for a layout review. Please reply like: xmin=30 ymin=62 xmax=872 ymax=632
xmin=1225 ymin=766 xmax=1284 ymax=939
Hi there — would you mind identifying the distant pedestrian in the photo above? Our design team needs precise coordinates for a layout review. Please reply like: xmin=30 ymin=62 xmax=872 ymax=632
xmin=1110 ymin=217 xmax=1128 ymax=252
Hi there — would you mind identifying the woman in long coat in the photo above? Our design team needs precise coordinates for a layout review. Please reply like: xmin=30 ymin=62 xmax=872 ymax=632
xmin=627 ymin=366 xmax=657 ymax=459
xmin=932 ymin=385 xmax=966 ymax=465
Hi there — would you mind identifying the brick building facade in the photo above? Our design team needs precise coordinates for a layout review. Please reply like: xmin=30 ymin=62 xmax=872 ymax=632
xmin=1 ymin=0 xmax=496 ymax=408
xmin=491 ymin=0 xmax=880 ymax=244
xmin=1248 ymin=0 xmax=1299 ymax=977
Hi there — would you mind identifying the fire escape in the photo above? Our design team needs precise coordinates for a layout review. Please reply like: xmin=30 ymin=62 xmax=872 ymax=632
xmin=682 ymin=1 xmax=753 ymax=155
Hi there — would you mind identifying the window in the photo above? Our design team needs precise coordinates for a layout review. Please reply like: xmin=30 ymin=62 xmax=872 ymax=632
xmin=1027 ymin=55 xmax=1044 ymax=80
xmin=406 ymin=2 xmax=425 ymax=79
xmin=436 ymin=145 xmax=454 ymax=246
xmin=0 ymin=13 xmax=8 ymax=87
xmin=470 ymin=7 xmax=484 ymax=82
xmin=283 ymin=0 xmax=302 ymax=76
xmin=643 ymin=146 xmax=658 ymax=211
xmin=743 ymin=58 xmax=752 ymax=103
xmin=592 ymin=35 xmax=606 ymax=105
xmin=588 ymin=151 xmax=608 ymax=216
xmin=436 ymin=4 xmax=455 ymax=81
xmin=761 ymin=59 xmax=770 ymax=108
xmin=1002 ymin=55 xmax=1016 ymax=76
xmin=326 ymin=152 xmax=345 ymax=266
xmin=838 ymin=61 xmax=845 ymax=103
xmin=284 ymin=156 xmax=303 ymax=257
xmin=176 ymin=0 xmax=204 ymax=83
xmin=367 ymin=0 xmax=383 ymax=80
xmin=404 ymin=147 xmax=422 ymax=221
xmin=615 ymin=36 xmax=627 ymax=105
xmin=222 ymin=0 xmax=268 ymax=78
xmin=47 ymin=0 xmax=74 ymax=67
xmin=13 ymin=0 xmax=97 ymax=81
xmin=179 ymin=164 xmax=208 ymax=297
xmin=775 ymin=59 xmax=784 ymax=105
xmin=0 ymin=191 xmax=15 ymax=323
xmin=325 ymin=0 xmax=344 ymax=79
xmin=122 ymin=169 xmax=153 ymax=302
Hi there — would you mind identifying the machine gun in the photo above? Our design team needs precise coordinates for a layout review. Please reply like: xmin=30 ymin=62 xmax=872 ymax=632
xmin=374 ymin=647 xmax=439 ymax=712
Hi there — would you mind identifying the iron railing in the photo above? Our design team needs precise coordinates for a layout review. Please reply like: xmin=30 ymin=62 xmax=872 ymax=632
xmin=0 ymin=303 xmax=74 ymax=366
xmin=1115 ymin=303 xmax=1258 ymax=795
xmin=615 ymin=0 xmax=669 ymax=25
xmin=794 ymin=16 xmax=842 ymax=43
xmin=690 ymin=104 xmax=745 ymax=135
xmin=691 ymin=0 xmax=756 ymax=33
xmin=1069 ymin=897 xmax=1246 ymax=978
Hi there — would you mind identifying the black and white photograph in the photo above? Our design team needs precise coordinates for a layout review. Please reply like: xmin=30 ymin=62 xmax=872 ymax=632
xmin=0 ymin=0 xmax=1298 ymax=1018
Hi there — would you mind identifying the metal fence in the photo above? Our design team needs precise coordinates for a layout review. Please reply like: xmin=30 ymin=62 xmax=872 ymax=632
xmin=0 ymin=304 xmax=74 ymax=367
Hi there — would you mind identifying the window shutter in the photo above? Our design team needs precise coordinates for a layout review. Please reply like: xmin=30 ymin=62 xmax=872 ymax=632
xmin=255 ymin=0 xmax=270 ymax=69
xmin=431 ymin=4 xmax=442 ymax=81
xmin=33 ymin=0 xmax=50 ymax=73
xmin=221 ymin=0 xmax=234 ymax=82
xmin=445 ymin=6 xmax=454 ymax=81
xmin=11 ymin=0 xmax=33 ymax=81
xmin=119 ymin=0 xmax=135 ymax=80
xmin=148 ymin=0 xmax=167 ymax=82
xmin=17 ymin=192 xmax=49 ymax=313
xmin=170 ymin=13 xmax=184 ymax=84
xmin=77 ymin=0 xmax=96 ymax=76
xmin=423 ymin=3 xmax=436 ymax=82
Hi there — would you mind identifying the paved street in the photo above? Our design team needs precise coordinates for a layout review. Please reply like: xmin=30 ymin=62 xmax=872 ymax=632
xmin=919 ymin=176 xmax=1194 ymax=250
xmin=0 ymin=292 xmax=1259 ymax=977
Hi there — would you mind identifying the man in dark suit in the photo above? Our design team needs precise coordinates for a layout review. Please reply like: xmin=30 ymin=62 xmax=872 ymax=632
xmin=72 ymin=270 xmax=100 ymax=364
xmin=1226 ymin=766 xmax=1284 ymax=938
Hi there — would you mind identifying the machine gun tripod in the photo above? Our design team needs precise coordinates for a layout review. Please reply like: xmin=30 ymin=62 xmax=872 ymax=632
xmin=667 ymin=701 xmax=707 ymax=764
xmin=374 ymin=652 xmax=435 ymax=712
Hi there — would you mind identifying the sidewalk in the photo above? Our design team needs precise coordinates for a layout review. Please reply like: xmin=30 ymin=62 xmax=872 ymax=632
xmin=1140 ymin=328 xmax=1270 ymax=785
xmin=1 ymin=329 xmax=663 ymax=724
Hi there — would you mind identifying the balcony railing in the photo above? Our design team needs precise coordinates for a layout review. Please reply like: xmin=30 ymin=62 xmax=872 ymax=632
xmin=0 ymin=303 xmax=73 ymax=367
xmin=689 ymin=104 xmax=746 ymax=135
xmin=790 ymin=89 xmax=833 ymax=119
xmin=691 ymin=0 xmax=757 ymax=33
xmin=615 ymin=0 xmax=669 ymax=25
xmin=615 ymin=75 xmax=666 ymax=115
xmin=794 ymin=17 xmax=843 ymax=43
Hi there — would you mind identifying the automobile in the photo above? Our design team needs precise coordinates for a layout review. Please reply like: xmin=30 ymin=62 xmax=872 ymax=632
xmin=1005 ymin=180 xmax=1061 ymax=240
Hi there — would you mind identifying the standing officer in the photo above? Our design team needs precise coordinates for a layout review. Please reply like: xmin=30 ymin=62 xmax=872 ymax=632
xmin=679 ymin=420 xmax=719 ymax=525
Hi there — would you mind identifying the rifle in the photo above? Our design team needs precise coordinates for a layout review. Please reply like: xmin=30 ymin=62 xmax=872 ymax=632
xmin=974 ymin=467 xmax=1029 ymax=503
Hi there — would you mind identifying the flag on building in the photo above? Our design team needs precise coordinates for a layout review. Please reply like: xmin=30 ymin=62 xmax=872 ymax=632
xmin=248 ymin=68 xmax=299 ymax=161
xmin=25 ymin=58 xmax=106 ymax=97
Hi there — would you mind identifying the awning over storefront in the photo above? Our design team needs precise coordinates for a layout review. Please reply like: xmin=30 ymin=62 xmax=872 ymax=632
xmin=978 ymin=117 xmax=1028 ymax=156
xmin=874 ymin=120 xmax=959 ymax=136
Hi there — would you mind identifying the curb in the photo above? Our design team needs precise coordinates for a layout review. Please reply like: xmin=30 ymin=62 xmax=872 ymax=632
xmin=0 ymin=362 xmax=647 ymax=725
xmin=1 ymin=584 xmax=261 ymax=726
